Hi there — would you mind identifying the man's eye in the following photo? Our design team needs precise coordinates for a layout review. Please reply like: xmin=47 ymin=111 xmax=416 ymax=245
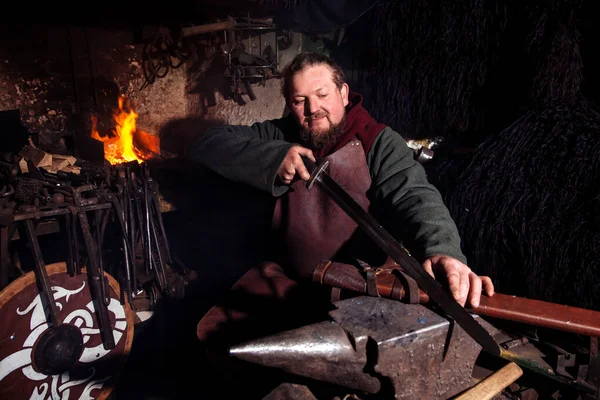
xmin=294 ymin=100 xmax=304 ymax=105
xmin=318 ymin=94 xmax=328 ymax=98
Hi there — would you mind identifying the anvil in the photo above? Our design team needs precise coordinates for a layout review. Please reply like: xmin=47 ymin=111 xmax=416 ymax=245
xmin=229 ymin=296 xmax=507 ymax=399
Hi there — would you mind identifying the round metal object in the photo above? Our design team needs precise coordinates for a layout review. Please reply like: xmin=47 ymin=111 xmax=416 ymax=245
xmin=0 ymin=262 xmax=135 ymax=400
xmin=51 ymin=192 xmax=65 ymax=204
xmin=32 ymin=323 xmax=84 ymax=376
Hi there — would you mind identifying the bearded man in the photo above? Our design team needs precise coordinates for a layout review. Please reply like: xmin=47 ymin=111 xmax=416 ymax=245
xmin=189 ymin=52 xmax=493 ymax=350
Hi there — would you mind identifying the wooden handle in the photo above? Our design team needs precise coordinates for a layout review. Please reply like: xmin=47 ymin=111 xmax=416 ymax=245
xmin=181 ymin=21 xmax=236 ymax=37
xmin=454 ymin=362 xmax=523 ymax=400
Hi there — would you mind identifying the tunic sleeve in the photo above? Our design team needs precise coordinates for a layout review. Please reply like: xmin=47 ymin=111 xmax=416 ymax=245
xmin=366 ymin=127 xmax=467 ymax=264
xmin=189 ymin=119 xmax=295 ymax=196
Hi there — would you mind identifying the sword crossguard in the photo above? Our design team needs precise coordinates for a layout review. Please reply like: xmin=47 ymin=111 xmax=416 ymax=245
xmin=305 ymin=159 xmax=329 ymax=190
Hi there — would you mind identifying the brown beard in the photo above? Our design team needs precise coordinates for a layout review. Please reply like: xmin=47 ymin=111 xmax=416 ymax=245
xmin=299 ymin=114 xmax=346 ymax=152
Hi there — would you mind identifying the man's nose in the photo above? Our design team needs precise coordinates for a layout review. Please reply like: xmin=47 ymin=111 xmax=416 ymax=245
xmin=305 ymin=98 xmax=320 ymax=115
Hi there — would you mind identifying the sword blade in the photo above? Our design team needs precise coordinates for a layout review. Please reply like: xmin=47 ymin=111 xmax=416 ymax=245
xmin=305 ymin=159 xmax=501 ymax=357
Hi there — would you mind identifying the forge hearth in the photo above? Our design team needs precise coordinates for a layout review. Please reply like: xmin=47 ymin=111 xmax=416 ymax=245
xmin=0 ymin=103 xmax=189 ymax=366
xmin=0 ymin=125 xmax=192 ymax=397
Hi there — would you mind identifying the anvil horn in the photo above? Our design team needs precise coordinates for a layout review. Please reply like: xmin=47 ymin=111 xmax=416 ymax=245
xmin=228 ymin=320 xmax=381 ymax=394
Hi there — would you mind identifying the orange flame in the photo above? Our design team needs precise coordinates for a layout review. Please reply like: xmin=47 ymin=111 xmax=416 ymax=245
xmin=91 ymin=95 xmax=159 ymax=165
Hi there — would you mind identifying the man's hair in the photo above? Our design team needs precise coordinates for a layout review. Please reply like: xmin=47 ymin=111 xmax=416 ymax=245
xmin=281 ymin=52 xmax=346 ymax=101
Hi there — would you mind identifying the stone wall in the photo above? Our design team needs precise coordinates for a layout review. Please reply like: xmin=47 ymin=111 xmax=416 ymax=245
xmin=0 ymin=24 xmax=302 ymax=158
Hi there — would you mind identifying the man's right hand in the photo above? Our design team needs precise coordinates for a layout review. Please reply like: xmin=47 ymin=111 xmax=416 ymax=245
xmin=277 ymin=145 xmax=316 ymax=185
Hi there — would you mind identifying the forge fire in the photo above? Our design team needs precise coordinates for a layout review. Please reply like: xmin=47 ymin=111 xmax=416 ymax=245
xmin=90 ymin=95 xmax=160 ymax=165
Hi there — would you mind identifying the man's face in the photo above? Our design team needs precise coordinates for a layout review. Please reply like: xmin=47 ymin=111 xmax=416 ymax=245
xmin=287 ymin=64 xmax=349 ymax=149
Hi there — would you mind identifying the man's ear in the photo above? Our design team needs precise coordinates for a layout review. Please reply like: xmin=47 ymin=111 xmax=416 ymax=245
xmin=340 ymin=83 xmax=349 ymax=106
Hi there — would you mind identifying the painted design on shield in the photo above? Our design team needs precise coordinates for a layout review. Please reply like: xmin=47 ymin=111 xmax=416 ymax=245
xmin=0 ymin=278 xmax=129 ymax=399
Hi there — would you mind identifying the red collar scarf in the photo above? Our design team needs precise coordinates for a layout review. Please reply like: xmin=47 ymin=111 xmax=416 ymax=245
xmin=314 ymin=92 xmax=387 ymax=158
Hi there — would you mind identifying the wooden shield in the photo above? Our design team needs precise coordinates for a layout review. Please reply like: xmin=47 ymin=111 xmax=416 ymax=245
xmin=0 ymin=262 xmax=134 ymax=400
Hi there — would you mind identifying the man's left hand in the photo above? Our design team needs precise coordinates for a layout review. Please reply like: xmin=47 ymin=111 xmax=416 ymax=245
xmin=422 ymin=255 xmax=494 ymax=308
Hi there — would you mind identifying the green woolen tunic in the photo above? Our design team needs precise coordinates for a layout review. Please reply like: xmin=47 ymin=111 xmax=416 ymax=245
xmin=189 ymin=118 xmax=467 ymax=265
